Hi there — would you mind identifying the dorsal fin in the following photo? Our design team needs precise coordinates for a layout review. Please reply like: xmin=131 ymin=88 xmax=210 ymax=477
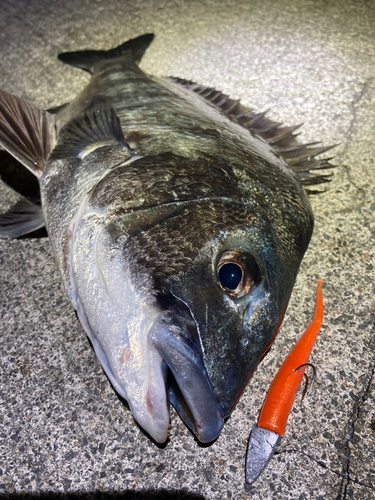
xmin=0 ymin=89 xmax=55 ymax=177
xmin=50 ymin=96 xmax=131 ymax=160
xmin=58 ymin=33 xmax=154 ymax=74
xmin=169 ymin=78 xmax=336 ymax=190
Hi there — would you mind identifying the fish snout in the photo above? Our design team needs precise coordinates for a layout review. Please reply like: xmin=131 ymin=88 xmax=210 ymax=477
xmin=188 ymin=281 xmax=282 ymax=420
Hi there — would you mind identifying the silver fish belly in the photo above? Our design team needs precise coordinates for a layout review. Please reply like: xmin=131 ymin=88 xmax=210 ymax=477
xmin=0 ymin=34 xmax=332 ymax=443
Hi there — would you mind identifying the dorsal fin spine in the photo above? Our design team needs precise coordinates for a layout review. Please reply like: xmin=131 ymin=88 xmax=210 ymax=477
xmin=169 ymin=76 xmax=336 ymax=189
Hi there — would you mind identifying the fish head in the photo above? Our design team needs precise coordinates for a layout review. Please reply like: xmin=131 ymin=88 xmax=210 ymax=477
xmin=71 ymin=153 xmax=313 ymax=444
xmin=168 ymin=211 xmax=293 ymax=419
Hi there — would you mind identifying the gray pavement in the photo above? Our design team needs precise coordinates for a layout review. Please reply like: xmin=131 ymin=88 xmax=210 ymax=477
xmin=0 ymin=0 xmax=374 ymax=498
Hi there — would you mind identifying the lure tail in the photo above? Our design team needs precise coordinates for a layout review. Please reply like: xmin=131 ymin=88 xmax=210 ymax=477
xmin=258 ymin=278 xmax=323 ymax=435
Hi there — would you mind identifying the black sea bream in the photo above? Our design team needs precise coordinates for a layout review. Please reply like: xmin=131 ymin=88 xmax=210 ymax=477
xmin=0 ymin=34 xmax=332 ymax=443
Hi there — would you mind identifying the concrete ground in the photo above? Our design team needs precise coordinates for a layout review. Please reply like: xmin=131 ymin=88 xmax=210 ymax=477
xmin=0 ymin=0 xmax=374 ymax=498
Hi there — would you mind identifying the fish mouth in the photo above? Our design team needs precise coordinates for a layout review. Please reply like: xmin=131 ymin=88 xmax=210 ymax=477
xmin=72 ymin=246 xmax=223 ymax=444
xmin=149 ymin=309 xmax=224 ymax=444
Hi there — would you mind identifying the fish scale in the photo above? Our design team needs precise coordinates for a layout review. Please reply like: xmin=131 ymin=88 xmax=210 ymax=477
xmin=89 ymin=154 xmax=241 ymax=213
xmin=0 ymin=33 xmax=334 ymax=444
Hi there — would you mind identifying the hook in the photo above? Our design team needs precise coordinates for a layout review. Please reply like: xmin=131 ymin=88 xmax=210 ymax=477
xmin=294 ymin=363 xmax=317 ymax=399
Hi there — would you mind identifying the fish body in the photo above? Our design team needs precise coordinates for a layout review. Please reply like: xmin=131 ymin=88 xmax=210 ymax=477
xmin=0 ymin=34 xmax=331 ymax=443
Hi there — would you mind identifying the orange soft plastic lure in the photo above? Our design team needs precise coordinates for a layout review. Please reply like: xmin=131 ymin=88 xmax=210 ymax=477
xmin=258 ymin=277 xmax=324 ymax=435
xmin=246 ymin=278 xmax=324 ymax=484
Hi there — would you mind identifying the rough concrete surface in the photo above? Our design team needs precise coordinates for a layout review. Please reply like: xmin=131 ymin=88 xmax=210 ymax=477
xmin=0 ymin=0 xmax=374 ymax=499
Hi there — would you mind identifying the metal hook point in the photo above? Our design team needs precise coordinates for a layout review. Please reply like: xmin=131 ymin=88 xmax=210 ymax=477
xmin=294 ymin=362 xmax=317 ymax=398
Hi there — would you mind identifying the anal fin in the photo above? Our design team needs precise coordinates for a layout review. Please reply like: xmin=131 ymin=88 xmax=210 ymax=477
xmin=0 ymin=197 xmax=45 ymax=238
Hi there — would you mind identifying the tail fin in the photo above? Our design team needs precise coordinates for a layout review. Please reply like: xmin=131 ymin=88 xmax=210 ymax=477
xmin=58 ymin=33 xmax=155 ymax=73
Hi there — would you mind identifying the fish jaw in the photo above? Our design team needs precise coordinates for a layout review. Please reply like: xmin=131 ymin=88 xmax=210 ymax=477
xmin=75 ymin=292 xmax=170 ymax=443
xmin=70 ymin=210 xmax=172 ymax=443
xmin=171 ymin=272 xmax=282 ymax=419
xmin=149 ymin=310 xmax=224 ymax=443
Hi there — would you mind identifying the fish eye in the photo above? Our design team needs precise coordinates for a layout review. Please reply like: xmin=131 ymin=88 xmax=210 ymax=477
xmin=217 ymin=250 xmax=261 ymax=298
xmin=218 ymin=263 xmax=243 ymax=290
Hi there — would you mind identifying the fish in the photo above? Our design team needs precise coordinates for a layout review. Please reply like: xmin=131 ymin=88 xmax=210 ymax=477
xmin=0 ymin=33 xmax=333 ymax=444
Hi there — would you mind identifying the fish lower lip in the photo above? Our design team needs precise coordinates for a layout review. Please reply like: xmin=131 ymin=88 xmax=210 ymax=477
xmin=149 ymin=310 xmax=224 ymax=443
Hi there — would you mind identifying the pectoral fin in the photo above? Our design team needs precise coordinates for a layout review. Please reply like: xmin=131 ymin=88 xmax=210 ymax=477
xmin=50 ymin=96 xmax=131 ymax=160
xmin=0 ymin=89 xmax=56 ymax=177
